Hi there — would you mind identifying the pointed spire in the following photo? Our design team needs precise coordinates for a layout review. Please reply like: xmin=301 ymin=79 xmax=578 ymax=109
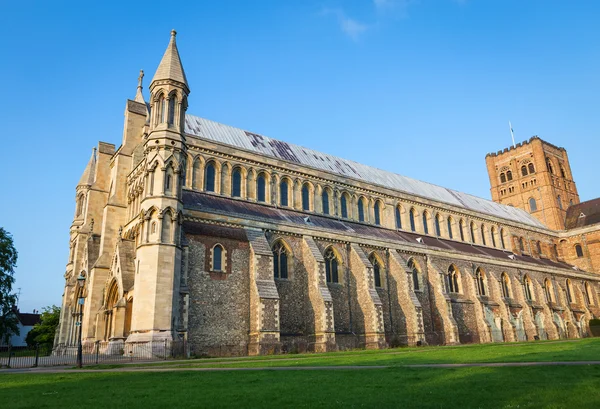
xmin=134 ymin=69 xmax=145 ymax=103
xmin=151 ymin=30 xmax=189 ymax=91
xmin=78 ymin=147 xmax=97 ymax=187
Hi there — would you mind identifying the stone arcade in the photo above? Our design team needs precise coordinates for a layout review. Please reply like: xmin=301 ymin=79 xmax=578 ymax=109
xmin=55 ymin=32 xmax=600 ymax=356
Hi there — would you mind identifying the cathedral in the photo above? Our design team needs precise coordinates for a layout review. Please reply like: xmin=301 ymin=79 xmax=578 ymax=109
xmin=55 ymin=31 xmax=600 ymax=356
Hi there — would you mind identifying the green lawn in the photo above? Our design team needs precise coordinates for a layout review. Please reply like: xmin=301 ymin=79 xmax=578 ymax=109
xmin=84 ymin=338 xmax=600 ymax=370
xmin=2 ymin=339 xmax=600 ymax=408
xmin=2 ymin=366 xmax=600 ymax=408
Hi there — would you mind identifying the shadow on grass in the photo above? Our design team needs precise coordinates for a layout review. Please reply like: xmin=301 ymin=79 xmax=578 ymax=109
xmin=2 ymin=365 xmax=600 ymax=408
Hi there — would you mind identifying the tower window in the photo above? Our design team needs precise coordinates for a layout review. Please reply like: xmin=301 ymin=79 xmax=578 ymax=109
xmin=521 ymin=165 xmax=528 ymax=176
xmin=529 ymin=198 xmax=537 ymax=212
xmin=167 ymin=96 xmax=176 ymax=125
xmin=547 ymin=160 xmax=554 ymax=174
xmin=528 ymin=163 xmax=535 ymax=174
xmin=500 ymin=173 xmax=506 ymax=183
xmin=575 ymin=244 xmax=584 ymax=258
xmin=507 ymin=171 xmax=513 ymax=181
xmin=560 ymin=166 xmax=566 ymax=178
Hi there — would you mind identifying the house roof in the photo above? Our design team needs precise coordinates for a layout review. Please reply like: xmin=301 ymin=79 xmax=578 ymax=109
xmin=183 ymin=191 xmax=577 ymax=273
xmin=18 ymin=312 xmax=40 ymax=327
xmin=183 ymin=115 xmax=545 ymax=229
xmin=565 ymin=198 xmax=600 ymax=229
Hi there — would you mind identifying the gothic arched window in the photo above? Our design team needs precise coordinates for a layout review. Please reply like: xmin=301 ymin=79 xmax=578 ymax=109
xmin=575 ymin=244 xmax=584 ymax=258
xmin=543 ymin=278 xmax=553 ymax=303
xmin=395 ymin=206 xmax=402 ymax=230
xmin=447 ymin=217 xmax=454 ymax=239
xmin=447 ymin=265 xmax=460 ymax=294
xmin=560 ymin=166 xmax=566 ymax=178
xmin=273 ymin=241 xmax=289 ymax=279
xmin=324 ymin=248 xmax=339 ymax=284
xmin=491 ymin=227 xmax=497 ymax=248
xmin=231 ymin=168 xmax=242 ymax=198
xmin=422 ymin=212 xmax=429 ymax=235
xmin=408 ymin=259 xmax=420 ymax=291
xmin=167 ymin=96 xmax=177 ymax=125
xmin=476 ymin=268 xmax=486 ymax=296
xmin=302 ymin=184 xmax=310 ymax=211
xmin=459 ymin=219 xmax=466 ymax=241
xmin=481 ymin=224 xmax=487 ymax=246
xmin=547 ymin=160 xmax=554 ymax=174
xmin=358 ymin=198 xmax=366 ymax=222
xmin=204 ymin=162 xmax=216 ymax=192
xmin=519 ymin=237 xmax=525 ymax=252
xmin=280 ymin=180 xmax=289 ymax=207
xmin=501 ymin=273 xmax=511 ymax=298
xmin=524 ymin=275 xmax=533 ymax=301
xmin=557 ymin=195 xmax=563 ymax=209
xmin=374 ymin=201 xmax=381 ymax=226
xmin=585 ymin=282 xmax=594 ymax=305
xmin=322 ymin=190 xmax=330 ymax=215
xmin=370 ymin=254 xmax=382 ymax=288
xmin=434 ymin=214 xmax=441 ymax=237
xmin=500 ymin=173 xmax=506 ymax=183
xmin=500 ymin=228 xmax=506 ymax=249
xmin=409 ymin=208 xmax=416 ymax=232
xmin=256 ymin=173 xmax=266 ymax=202
xmin=341 ymin=193 xmax=349 ymax=218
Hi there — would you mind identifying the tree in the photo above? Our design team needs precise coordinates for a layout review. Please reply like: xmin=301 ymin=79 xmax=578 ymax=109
xmin=0 ymin=227 xmax=19 ymax=344
xmin=26 ymin=305 xmax=61 ymax=347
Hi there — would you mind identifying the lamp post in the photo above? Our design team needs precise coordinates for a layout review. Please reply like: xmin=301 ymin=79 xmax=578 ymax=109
xmin=76 ymin=274 xmax=86 ymax=368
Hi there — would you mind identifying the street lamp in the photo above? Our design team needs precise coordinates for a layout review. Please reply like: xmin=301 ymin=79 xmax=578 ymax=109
xmin=76 ymin=274 xmax=86 ymax=368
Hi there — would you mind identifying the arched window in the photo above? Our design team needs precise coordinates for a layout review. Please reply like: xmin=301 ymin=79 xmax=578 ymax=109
xmin=447 ymin=265 xmax=460 ymax=293
xmin=395 ymin=206 xmax=402 ymax=229
xmin=547 ymin=160 xmax=554 ymax=174
xmin=543 ymin=278 xmax=553 ymax=303
xmin=76 ymin=194 xmax=85 ymax=217
xmin=204 ymin=162 xmax=216 ymax=192
xmin=212 ymin=244 xmax=224 ymax=272
xmin=500 ymin=228 xmax=506 ymax=249
xmin=273 ymin=241 xmax=289 ymax=279
xmin=575 ymin=244 xmax=583 ymax=258
xmin=470 ymin=222 xmax=476 ymax=243
xmin=529 ymin=198 xmax=537 ymax=212
xmin=322 ymin=190 xmax=330 ymax=215
xmin=231 ymin=168 xmax=242 ymax=197
xmin=447 ymin=217 xmax=454 ymax=239
xmin=500 ymin=173 xmax=506 ymax=183
xmin=501 ymin=273 xmax=511 ymax=298
xmin=560 ymin=166 xmax=566 ymax=178
xmin=459 ymin=219 xmax=466 ymax=241
xmin=165 ymin=173 xmax=172 ymax=193
xmin=370 ymin=254 xmax=382 ymax=288
xmin=557 ymin=195 xmax=562 ymax=209
xmin=521 ymin=165 xmax=528 ymax=177
xmin=374 ymin=201 xmax=381 ymax=226
xmin=302 ymin=184 xmax=310 ymax=211
xmin=280 ymin=180 xmax=289 ymax=207
xmin=422 ymin=212 xmax=429 ymax=235
xmin=324 ymin=248 xmax=339 ymax=284
xmin=523 ymin=275 xmax=533 ymax=301
xmin=358 ymin=198 xmax=365 ymax=222
xmin=256 ymin=173 xmax=266 ymax=202
xmin=409 ymin=209 xmax=416 ymax=232
xmin=481 ymin=224 xmax=487 ymax=246
xmin=157 ymin=94 xmax=166 ymax=124
xmin=167 ymin=96 xmax=176 ymax=125
xmin=341 ymin=193 xmax=349 ymax=218
xmin=476 ymin=268 xmax=486 ymax=296
xmin=506 ymin=170 xmax=513 ymax=181
xmin=566 ymin=279 xmax=574 ymax=304
xmin=408 ymin=259 xmax=420 ymax=291
xmin=491 ymin=227 xmax=497 ymax=248
xmin=585 ymin=282 xmax=594 ymax=305
xmin=434 ymin=214 xmax=441 ymax=237
xmin=528 ymin=163 xmax=535 ymax=174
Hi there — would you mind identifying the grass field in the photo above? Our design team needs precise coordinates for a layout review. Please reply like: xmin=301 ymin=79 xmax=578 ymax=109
xmin=2 ymin=339 xmax=600 ymax=409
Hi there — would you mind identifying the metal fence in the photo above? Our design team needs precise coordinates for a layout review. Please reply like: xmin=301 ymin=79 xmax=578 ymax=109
xmin=0 ymin=340 xmax=187 ymax=369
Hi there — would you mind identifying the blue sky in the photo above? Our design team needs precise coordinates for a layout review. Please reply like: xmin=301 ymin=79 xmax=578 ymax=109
xmin=1 ymin=0 xmax=599 ymax=312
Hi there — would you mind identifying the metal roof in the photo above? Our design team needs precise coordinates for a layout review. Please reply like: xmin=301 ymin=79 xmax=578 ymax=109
xmin=184 ymin=115 xmax=545 ymax=228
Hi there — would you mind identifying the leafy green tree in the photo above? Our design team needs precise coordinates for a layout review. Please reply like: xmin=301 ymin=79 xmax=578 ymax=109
xmin=26 ymin=305 xmax=61 ymax=346
xmin=0 ymin=227 xmax=19 ymax=344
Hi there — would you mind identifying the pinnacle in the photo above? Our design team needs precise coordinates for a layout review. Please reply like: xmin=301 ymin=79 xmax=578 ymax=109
xmin=151 ymin=30 xmax=189 ymax=90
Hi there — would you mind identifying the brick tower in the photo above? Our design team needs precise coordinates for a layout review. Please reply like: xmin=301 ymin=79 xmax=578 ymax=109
xmin=485 ymin=137 xmax=580 ymax=230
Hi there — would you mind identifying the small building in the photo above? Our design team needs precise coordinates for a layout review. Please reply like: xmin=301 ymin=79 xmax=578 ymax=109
xmin=1 ymin=310 xmax=41 ymax=347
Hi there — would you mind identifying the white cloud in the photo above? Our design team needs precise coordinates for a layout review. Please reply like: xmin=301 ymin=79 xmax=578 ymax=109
xmin=322 ymin=8 xmax=369 ymax=41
